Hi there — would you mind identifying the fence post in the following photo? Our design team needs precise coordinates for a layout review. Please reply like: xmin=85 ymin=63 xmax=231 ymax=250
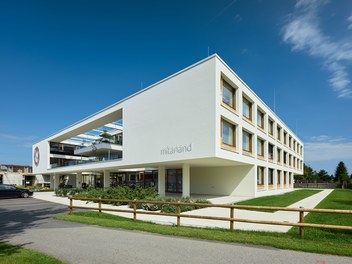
xmin=98 ymin=197 xmax=102 ymax=216
xmin=230 ymin=207 xmax=234 ymax=231
xmin=177 ymin=201 xmax=181 ymax=227
xmin=69 ymin=196 xmax=72 ymax=215
xmin=133 ymin=199 xmax=137 ymax=222
xmin=299 ymin=207 xmax=304 ymax=238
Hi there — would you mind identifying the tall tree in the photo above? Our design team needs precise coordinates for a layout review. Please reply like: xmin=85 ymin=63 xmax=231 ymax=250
xmin=317 ymin=169 xmax=332 ymax=182
xmin=335 ymin=161 xmax=349 ymax=189
xmin=303 ymin=164 xmax=318 ymax=182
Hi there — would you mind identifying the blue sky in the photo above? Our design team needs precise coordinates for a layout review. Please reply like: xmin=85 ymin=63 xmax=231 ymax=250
xmin=0 ymin=0 xmax=351 ymax=175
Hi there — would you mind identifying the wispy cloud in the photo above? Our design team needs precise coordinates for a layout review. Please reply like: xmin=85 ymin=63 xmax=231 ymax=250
xmin=347 ymin=13 xmax=352 ymax=30
xmin=0 ymin=134 xmax=38 ymax=149
xmin=304 ymin=135 xmax=352 ymax=162
xmin=282 ymin=0 xmax=352 ymax=98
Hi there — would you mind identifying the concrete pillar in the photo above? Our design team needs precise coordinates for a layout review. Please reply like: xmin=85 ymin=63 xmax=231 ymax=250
xmin=53 ymin=174 xmax=60 ymax=190
xmin=158 ymin=166 xmax=165 ymax=196
xmin=103 ymin=170 xmax=110 ymax=188
xmin=76 ymin=172 xmax=82 ymax=189
xmin=50 ymin=174 xmax=54 ymax=189
xmin=264 ymin=167 xmax=269 ymax=191
xmin=67 ymin=174 xmax=76 ymax=187
xmin=182 ymin=164 xmax=190 ymax=197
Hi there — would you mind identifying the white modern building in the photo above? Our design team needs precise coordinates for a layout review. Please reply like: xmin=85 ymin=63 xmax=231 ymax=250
xmin=32 ymin=54 xmax=303 ymax=197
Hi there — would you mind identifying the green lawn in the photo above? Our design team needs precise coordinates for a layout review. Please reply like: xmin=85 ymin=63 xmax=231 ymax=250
xmin=234 ymin=189 xmax=322 ymax=211
xmin=55 ymin=189 xmax=352 ymax=257
xmin=0 ymin=242 xmax=63 ymax=264
xmin=289 ymin=189 xmax=352 ymax=242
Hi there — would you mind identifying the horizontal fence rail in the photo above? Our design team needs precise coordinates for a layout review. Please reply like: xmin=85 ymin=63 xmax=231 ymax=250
xmin=67 ymin=196 xmax=352 ymax=238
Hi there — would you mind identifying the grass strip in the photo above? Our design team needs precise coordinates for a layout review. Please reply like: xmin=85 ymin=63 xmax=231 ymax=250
xmin=0 ymin=242 xmax=63 ymax=264
xmin=234 ymin=189 xmax=322 ymax=212
xmin=289 ymin=189 xmax=352 ymax=242
xmin=54 ymin=208 xmax=352 ymax=257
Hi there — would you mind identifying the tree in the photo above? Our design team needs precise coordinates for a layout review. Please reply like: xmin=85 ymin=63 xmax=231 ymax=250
xmin=303 ymin=164 xmax=318 ymax=182
xmin=317 ymin=169 xmax=332 ymax=182
xmin=334 ymin=161 xmax=349 ymax=189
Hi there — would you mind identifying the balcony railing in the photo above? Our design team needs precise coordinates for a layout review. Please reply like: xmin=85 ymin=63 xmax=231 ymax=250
xmin=50 ymin=153 xmax=122 ymax=169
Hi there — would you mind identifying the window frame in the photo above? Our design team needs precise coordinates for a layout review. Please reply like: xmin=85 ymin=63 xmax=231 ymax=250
xmin=221 ymin=79 xmax=237 ymax=111
xmin=257 ymin=137 xmax=265 ymax=158
xmin=257 ymin=109 xmax=265 ymax=130
xmin=242 ymin=130 xmax=253 ymax=154
xmin=242 ymin=95 xmax=253 ymax=122
xmin=221 ymin=118 xmax=236 ymax=150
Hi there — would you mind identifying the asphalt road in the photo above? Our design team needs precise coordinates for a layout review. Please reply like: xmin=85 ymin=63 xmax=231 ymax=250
xmin=0 ymin=198 xmax=350 ymax=264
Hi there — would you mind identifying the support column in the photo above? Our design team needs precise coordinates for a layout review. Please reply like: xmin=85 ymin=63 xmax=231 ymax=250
xmin=103 ymin=170 xmax=110 ymax=188
xmin=50 ymin=174 xmax=54 ymax=189
xmin=264 ymin=167 xmax=269 ymax=191
xmin=158 ymin=166 xmax=165 ymax=196
xmin=53 ymin=174 xmax=60 ymax=190
xmin=76 ymin=172 xmax=82 ymax=189
xmin=182 ymin=164 xmax=190 ymax=197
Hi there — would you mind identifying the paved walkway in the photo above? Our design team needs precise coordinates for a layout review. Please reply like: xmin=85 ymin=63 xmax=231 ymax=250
xmin=34 ymin=189 xmax=333 ymax=232
xmin=1 ymin=198 xmax=350 ymax=264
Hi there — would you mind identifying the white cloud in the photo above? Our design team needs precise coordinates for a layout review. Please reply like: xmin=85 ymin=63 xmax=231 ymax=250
xmin=282 ymin=0 xmax=352 ymax=98
xmin=0 ymin=134 xmax=37 ymax=142
xmin=347 ymin=14 xmax=352 ymax=30
xmin=304 ymin=135 xmax=352 ymax=161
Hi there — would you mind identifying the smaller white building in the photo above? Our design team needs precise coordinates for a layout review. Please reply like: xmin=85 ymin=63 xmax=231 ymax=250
xmin=0 ymin=164 xmax=49 ymax=187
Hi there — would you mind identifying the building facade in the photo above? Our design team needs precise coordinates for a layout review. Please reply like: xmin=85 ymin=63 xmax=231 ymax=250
xmin=0 ymin=164 xmax=43 ymax=186
xmin=32 ymin=55 xmax=303 ymax=197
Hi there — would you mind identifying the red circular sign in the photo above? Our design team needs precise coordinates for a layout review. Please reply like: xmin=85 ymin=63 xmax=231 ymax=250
xmin=34 ymin=146 xmax=40 ymax=167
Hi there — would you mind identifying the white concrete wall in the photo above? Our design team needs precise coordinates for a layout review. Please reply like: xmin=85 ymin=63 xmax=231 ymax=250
xmin=190 ymin=165 xmax=255 ymax=196
xmin=32 ymin=140 xmax=49 ymax=174
xmin=122 ymin=58 xmax=216 ymax=165
xmin=2 ymin=173 xmax=23 ymax=185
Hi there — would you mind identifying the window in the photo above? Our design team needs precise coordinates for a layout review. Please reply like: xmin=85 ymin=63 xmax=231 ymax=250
xmin=268 ymin=119 xmax=274 ymax=136
xmin=268 ymin=143 xmax=274 ymax=160
xmin=277 ymin=148 xmax=281 ymax=163
xmin=221 ymin=119 xmax=236 ymax=148
xmin=289 ymin=136 xmax=292 ymax=148
xmin=242 ymin=130 xmax=252 ymax=153
xmin=257 ymin=138 xmax=264 ymax=157
xmin=222 ymin=80 xmax=236 ymax=109
xmin=257 ymin=166 xmax=265 ymax=189
xmin=293 ymin=140 xmax=296 ymax=152
xmin=257 ymin=109 xmax=264 ymax=129
xmin=284 ymin=131 xmax=287 ymax=145
xmin=283 ymin=151 xmax=287 ymax=164
xmin=277 ymin=170 xmax=281 ymax=185
xmin=289 ymin=154 xmax=292 ymax=166
xmin=242 ymin=96 xmax=252 ymax=121
xmin=268 ymin=168 xmax=274 ymax=185
xmin=277 ymin=126 xmax=281 ymax=141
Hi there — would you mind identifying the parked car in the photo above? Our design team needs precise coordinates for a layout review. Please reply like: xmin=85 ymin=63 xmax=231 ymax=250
xmin=0 ymin=184 xmax=33 ymax=198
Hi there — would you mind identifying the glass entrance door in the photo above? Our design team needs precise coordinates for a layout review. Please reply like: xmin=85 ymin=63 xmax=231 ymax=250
xmin=166 ymin=169 xmax=182 ymax=193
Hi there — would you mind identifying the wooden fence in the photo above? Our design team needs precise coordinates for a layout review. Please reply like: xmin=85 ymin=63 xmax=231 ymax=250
xmin=68 ymin=197 xmax=352 ymax=238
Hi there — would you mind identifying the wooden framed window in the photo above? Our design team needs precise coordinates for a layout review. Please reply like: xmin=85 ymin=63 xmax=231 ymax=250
xmin=257 ymin=138 xmax=264 ymax=158
xmin=283 ymin=151 xmax=287 ymax=164
xmin=277 ymin=148 xmax=281 ymax=163
xmin=277 ymin=126 xmax=281 ymax=141
xmin=257 ymin=166 xmax=265 ymax=190
xmin=222 ymin=79 xmax=236 ymax=110
xmin=242 ymin=96 xmax=252 ymax=121
xmin=221 ymin=118 xmax=236 ymax=149
xmin=268 ymin=143 xmax=274 ymax=160
xmin=257 ymin=109 xmax=264 ymax=129
xmin=242 ymin=130 xmax=252 ymax=153
xmin=268 ymin=119 xmax=274 ymax=136
xmin=289 ymin=136 xmax=292 ymax=148
xmin=268 ymin=168 xmax=274 ymax=186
